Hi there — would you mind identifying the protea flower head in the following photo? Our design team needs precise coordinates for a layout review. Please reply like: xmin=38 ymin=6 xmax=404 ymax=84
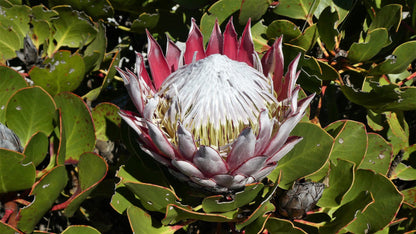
xmin=118 ymin=18 xmax=315 ymax=193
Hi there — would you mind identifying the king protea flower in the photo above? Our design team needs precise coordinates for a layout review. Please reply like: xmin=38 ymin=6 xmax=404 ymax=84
xmin=118 ymin=18 xmax=314 ymax=193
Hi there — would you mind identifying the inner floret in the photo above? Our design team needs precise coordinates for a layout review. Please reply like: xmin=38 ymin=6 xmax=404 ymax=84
xmin=153 ymin=54 xmax=279 ymax=149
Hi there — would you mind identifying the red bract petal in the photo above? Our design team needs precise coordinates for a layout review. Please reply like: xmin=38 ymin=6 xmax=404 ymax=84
xmin=237 ymin=18 xmax=255 ymax=67
xmin=262 ymin=36 xmax=284 ymax=78
xmin=193 ymin=146 xmax=228 ymax=177
xmin=177 ymin=124 xmax=197 ymax=161
xmin=206 ymin=19 xmax=223 ymax=56
xmin=146 ymin=121 xmax=176 ymax=159
xmin=227 ymin=128 xmax=256 ymax=170
xmin=278 ymin=53 xmax=301 ymax=101
xmin=184 ymin=18 xmax=206 ymax=64
xmin=146 ymin=30 xmax=171 ymax=90
xmin=135 ymin=52 xmax=154 ymax=91
xmin=166 ymin=38 xmax=182 ymax=72
xmin=223 ymin=17 xmax=238 ymax=60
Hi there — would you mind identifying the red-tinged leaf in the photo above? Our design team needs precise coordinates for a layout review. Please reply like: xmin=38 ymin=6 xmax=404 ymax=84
xmin=64 ymin=153 xmax=108 ymax=217
xmin=166 ymin=39 xmax=182 ymax=72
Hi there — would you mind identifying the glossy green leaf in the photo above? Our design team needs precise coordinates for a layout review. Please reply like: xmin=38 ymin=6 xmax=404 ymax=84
xmin=348 ymin=28 xmax=390 ymax=62
xmin=127 ymin=206 xmax=179 ymax=234
xmin=235 ymin=201 xmax=275 ymax=231
xmin=325 ymin=120 xmax=367 ymax=166
xmin=0 ymin=149 xmax=35 ymax=193
xmin=0 ymin=222 xmax=20 ymax=234
xmin=162 ymin=204 xmax=236 ymax=225
xmin=251 ymin=20 xmax=269 ymax=53
xmin=84 ymin=22 xmax=107 ymax=72
xmin=289 ymin=24 xmax=318 ymax=51
xmin=54 ymin=92 xmax=95 ymax=163
xmin=29 ymin=51 xmax=85 ymax=96
xmin=31 ymin=5 xmax=58 ymax=20
xmin=6 ymin=86 xmax=56 ymax=146
xmin=317 ymin=6 xmax=339 ymax=50
xmin=401 ymin=187 xmax=416 ymax=207
xmin=368 ymin=4 xmax=402 ymax=32
xmin=49 ymin=0 xmax=114 ymax=20
xmin=391 ymin=163 xmax=416 ymax=181
xmin=17 ymin=166 xmax=68 ymax=233
xmin=265 ymin=217 xmax=307 ymax=233
xmin=200 ymin=0 xmax=243 ymax=44
xmin=125 ymin=182 xmax=181 ymax=213
xmin=317 ymin=159 xmax=355 ymax=208
xmin=22 ymin=131 xmax=48 ymax=166
xmin=0 ymin=5 xmax=31 ymax=41
xmin=64 ymin=153 xmax=107 ymax=217
xmin=386 ymin=112 xmax=409 ymax=154
xmin=314 ymin=0 xmax=354 ymax=24
xmin=242 ymin=214 xmax=268 ymax=234
xmin=370 ymin=41 xmax=416 ymax=75
xmin=320 ymin=191 xmax=374 ymax=233
xmin=92 ymin=102 xmax=121 ymax=141
xmin=266 ymin=20 xmax=301 ymax=42
xmin=83 ymin=51 xmax=120 ymax=102
xmin=238 ymin=0 xmax=269 ymax=25
xmin=273 ymin=0 xmax=319 ymax=20
xmin=358 ymin=133 xmax=392 ymax=175
xmin=131 ymin=13 xmax=160 ymax=33
xmin=51 ymin=7 xmax=97 ymax=51
xmin=317 ymin=59 xmax=340 ymax=81
xmin=270 ymin=122 xmax=332 ymax=189
xmin=341 ymin=170 xmax=403 ymax=233
xmin=0 ymin=66 xmax=27 ymax=122
xmin=0 ymin=25 xmax=22 ymax=62
xmin=61 ymin=225 xmax=100 ymax=234
xmin=341 ymin=82 xmax=416 ymax=112
xmin=202 ymin=183 xmax=264 ymax=213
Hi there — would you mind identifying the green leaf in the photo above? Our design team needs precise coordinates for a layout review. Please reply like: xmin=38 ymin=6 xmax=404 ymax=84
xmin=401 ymin=187 xmax=416 ymax=207
xmin=22 ymin=131 xmax=49 ymax=166
xmin=289 ymin=24 xmax=318 ymax=51
xmin=235 ymin=201 xmax=275 ymax=231
xmin=314 ymin=0 xmax=353 ymax=24
xmin=54 ymin=92 xmax=95 ymax=163
xmin=251 ymin=20 xmax=269 ymax=53
xmin=29 ymin=51 xmax=86 ymax=96
xmin=341 ymin=170 xmax=403 ymax=233
xmin=130 ymin=13 xmax=160 ymax=33
xmin=0 ymin=25 xmax=22 ymax=61
xmin=370 ymin=41 xmax=416 ymax=75
xmin=162 ymin=204 xmax=236 ymax=225
xmin=61 ymin=225 xmax=100 ymax=234
xmin=391 ymin=163 xmax=416 ymax=181
xmin=238 ymin=0 xmax=269 ymax=25
xmin=265 ymin=217 xmax=307 ymax=233
xmin=125 ymin=182 xmax=181 ymax=213
xmin=0 ymin=66 xmax=28 ymax=122
xmin=341 ymin=82 xmax=416 ymax=112
xmin=270 ymin=122 xmax=332 ymax=189
xmin=273 ymin=0 xmax=319 ymax=20
xmin=358 ymin=133 xmax=392 ymax=175
xmin=0 ymin=222 xmax=20 ymax=234
xmin=17 ymin=166 xmax=68 ymax=233
xmin=6 ymin=86 xmax=56 ymax=146
xmin=84 ymin=22 xmax=107 ymax=72
xmin=317 ymin=6 xmax=339 ymax=50
xmin=325 ymin=120 xmax=367 ymax=166
xmin=49 ymin=0 xmax=114 ymax=20
xmin=127 ymin=206 xmax=179 ymax=234
xmin=320 ymin=191 xmax=374 ymax=233
xmin=0 ymin=5 xmax=31 ymax=41
xmin=347 ymin=28 xmax=390 ymax=62
xmin=266 ymin=20 xmax=301 ymax=42
xmin=91 ymin=102 xmax=121 ymax=141
xmin=368 ymin=4 xmax=402 ymax=32
xmin=51 ymin=7 xmax=97 ymax=52
xmin=386 ymin=112 xmax=409 ymax=154
xmin=202 ymin=183 xmax=264 ymax=213
xmin=64 ymin=153 xmax=108 ymax=217
xmin=0 ymin=149 xmax=35 ymax=193
xmin=317 ymin=159 xmax=355 ymax=208
xmin=200 ymin=0 xmax=243 ymax=44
